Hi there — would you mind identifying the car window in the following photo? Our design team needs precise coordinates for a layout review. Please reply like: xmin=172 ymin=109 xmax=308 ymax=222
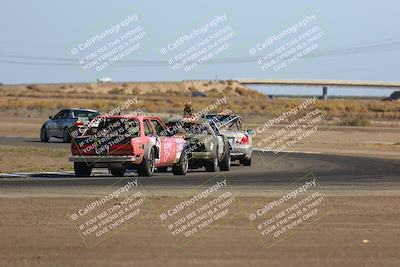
xmin=53 ymin=111 xmax=65 ymax=119
xmin=151 ymin=119 xmax=166 ymax=136
xmin=61 ymin=111 xmax=71 ymax=119
xmin=165 ymin=122 xmax=183 ymax=135
xmin=123 ymin=120 xmax=140 ymax=136
xmin=143 ymin=120 xmax=153 ymax=136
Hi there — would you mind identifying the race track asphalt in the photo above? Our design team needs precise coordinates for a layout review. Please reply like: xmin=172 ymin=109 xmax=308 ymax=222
xmin=1 ymin=136 xmax=399 ymax=193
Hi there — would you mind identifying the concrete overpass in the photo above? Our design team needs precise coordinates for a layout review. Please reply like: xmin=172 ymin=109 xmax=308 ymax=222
xmin=238 ymin=79 xmax=400 ymax=99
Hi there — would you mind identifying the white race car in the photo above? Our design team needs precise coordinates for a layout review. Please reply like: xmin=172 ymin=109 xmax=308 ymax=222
xmin=203 ymin=114 xmax=254 ymax=166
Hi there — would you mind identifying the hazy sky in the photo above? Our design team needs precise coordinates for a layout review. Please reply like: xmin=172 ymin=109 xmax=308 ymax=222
xmin=1 ymin=0 xmax=400 ymax=87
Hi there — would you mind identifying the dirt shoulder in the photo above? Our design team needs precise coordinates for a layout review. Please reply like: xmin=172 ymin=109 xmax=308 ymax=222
xmin=250 ymin=125 xmax=400 ymax=160
xmin=0 ymin=195 xmax=398 ymax=267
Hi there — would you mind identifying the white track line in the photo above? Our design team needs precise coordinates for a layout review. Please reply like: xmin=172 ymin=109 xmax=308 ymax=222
xmin=253 ymin=148 xmax=321 ymax=154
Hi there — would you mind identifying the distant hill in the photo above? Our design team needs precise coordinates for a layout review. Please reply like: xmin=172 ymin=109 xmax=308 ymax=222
xmin=0 ymin=80 xmax=254 ymax=96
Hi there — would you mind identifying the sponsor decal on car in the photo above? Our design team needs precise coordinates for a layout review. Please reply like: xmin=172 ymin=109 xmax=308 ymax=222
xmin=164 ymin=138 xmax=173 ymax=162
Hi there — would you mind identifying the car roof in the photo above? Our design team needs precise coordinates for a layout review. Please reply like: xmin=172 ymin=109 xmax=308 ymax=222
xmin=95 ymin=115 xmax=162 ymax=120
xmin=205 ymin=113 xmax=238 ymax=116
xmin=67 ymin=108 xmax=99 ymax=112
xmin=168 ymin=117 xmax=209 ymax=125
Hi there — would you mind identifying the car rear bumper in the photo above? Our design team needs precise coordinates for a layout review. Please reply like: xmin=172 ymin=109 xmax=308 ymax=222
xmin=69 ymin=155 xmax=137 ymax=163
xmin=189 ymin=151 xmax=214 ymax=159
xmin=230 ymin=145 xmax=252 ymax=158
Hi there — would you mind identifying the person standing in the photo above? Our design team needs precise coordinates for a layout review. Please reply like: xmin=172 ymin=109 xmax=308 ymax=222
xmin=183 ymin=97 xmax=194 ymax=118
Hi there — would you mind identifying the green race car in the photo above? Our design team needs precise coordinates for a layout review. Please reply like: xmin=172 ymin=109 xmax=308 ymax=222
xmin=165 ymin=118 xmax=231 ymax=172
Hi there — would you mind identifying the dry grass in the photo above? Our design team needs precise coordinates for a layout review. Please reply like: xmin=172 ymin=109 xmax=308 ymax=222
xmin=0 ymin=146 xmax=71 ymax=173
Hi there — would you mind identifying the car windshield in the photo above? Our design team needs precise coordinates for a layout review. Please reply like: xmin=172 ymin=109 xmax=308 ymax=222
xmin=74 ymin=110 xmax=99 ymax=120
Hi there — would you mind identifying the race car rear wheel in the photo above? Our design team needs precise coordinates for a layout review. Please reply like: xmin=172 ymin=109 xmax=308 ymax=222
xmin=74 ymin=162 xmax=92 ymax=177
xmin=172 ymin=150 xmax=188 ymax=175
xmin=240 ymin=156 xmax=252 ymax=166
xmin=205 ymin=157 xmax=218 ymax=172
xmin=109 ymin=168 xmax=126 ymax=177
xmin=137 ymin=147 xmax=155 ymax=176
xmin=219 ymin=150 xmax=231 ymax=171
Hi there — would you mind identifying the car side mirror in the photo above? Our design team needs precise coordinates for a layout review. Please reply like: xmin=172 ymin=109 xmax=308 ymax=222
xmin=246 ymin=129 xmax=255 ymax=135
xmin=49 ymin=116 xmax=53 ymax=119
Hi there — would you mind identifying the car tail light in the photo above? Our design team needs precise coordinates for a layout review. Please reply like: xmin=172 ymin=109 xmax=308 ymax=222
xmin=71 ymin=142 xmax=82 ymax=155
xmin=236 ymin=134 xmax=249 ymax=144
xmin=75 ymin=121 xmax=84 ymax=127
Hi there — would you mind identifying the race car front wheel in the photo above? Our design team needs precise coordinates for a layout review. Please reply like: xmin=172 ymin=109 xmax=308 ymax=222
xmin=62 ymin=128 xmax=71 ymax=143
xmin=40 ymin=127 xmax=49 ymax=142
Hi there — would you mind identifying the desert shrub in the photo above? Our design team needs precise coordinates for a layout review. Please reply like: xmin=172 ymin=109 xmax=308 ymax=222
xmin=130 ymin=88 xmax=140 ymax=95
xmin=235 ymin=87 xmax=248 ymax=96
xmin=108 ymin=88 xmax=125 ymax=95
xmin=166 ymin=89 xmax=178 ymax=96
xmin=26 ymin=85 xmax=40 ymax=92
xmin=207 ymin=88 xmax=219 ymax=95
xmin=224 ymin=86 xmax=233 ymax=92
xmin=341 ymin=117 xmax=370 ymax=126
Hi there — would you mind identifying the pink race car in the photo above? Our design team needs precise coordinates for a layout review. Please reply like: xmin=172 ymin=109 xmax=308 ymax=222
xmin=69 ymin=115 xmax=188 ymax=177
